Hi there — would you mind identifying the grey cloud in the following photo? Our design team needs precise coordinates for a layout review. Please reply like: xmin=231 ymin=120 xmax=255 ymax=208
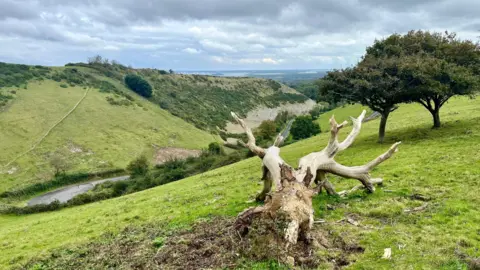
xmin=0 ymin=0 xmax=479 ymax=69
xmin=0 ymin=0 xmax=38 ymax=20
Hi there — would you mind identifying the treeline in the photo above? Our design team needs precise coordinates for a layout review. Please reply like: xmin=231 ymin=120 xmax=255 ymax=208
xmin=318 ymin=31 xmax=480 ymax=142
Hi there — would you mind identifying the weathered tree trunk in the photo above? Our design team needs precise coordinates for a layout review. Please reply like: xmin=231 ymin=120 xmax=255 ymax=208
xmin=378 ymin=111 xmax=389 ymax=143
xmin=431 ymin=109 xmax=441 ymax=128
xmin=235 ymin=165 xmax=315 ymax=248
xmin=230 ymin=111 xmax=401 ymax=265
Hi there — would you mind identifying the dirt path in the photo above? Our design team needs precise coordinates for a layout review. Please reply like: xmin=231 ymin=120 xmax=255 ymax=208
xmin=2 ymin=87 xmax=91 ymax=169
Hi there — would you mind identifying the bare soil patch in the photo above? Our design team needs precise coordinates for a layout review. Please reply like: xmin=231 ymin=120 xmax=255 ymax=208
xmin=154 ymin=147 xmax=202 ymax=165
xmin=21 ymin=217 xmax=364 ymax=270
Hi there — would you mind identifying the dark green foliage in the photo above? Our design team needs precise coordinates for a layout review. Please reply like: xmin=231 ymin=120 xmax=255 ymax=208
xmin=0 ymin=200 xmax=63 ymax=215
xmin=124 ymin=74 xmax=153 ymax=98
xmin=274 ymin=111 xmax=294 ymax=126
xmin=290 ymin=81 xmax=319 ymax=100
xmin=267 ymin=79 xmax=282 ymax=91
xmin=159 ymin=101 xmax=169 ymax=109
xmin=59 ymin=83 xmax=68 ymax=88
xmin=364 ymin=30 xmax=480 ymax=128
xmin=290 ymin=115 xmax=321 ymax=140
xmin=0 ymin=62 xmax=50 ymax=88
xmin=158 ymin=70 xmax=168 ymax=75
xmin=256 ymin=120 xmax=277 ymax=141
xmin=146 ymin=74 xmax=307 ymax=131
xmin=127 ymin=155 xmax=150 ymax=177
xmin=207 ymin=142 xmax=224 ymax=155
xmin=263 ymin=93 xmax=308 ymax=106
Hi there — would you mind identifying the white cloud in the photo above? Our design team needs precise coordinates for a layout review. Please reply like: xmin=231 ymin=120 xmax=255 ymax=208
xmin=183 ymin=47 xmax=201 ymax=54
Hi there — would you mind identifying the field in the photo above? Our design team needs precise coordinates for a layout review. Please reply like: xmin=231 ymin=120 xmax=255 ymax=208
xmin=0 ymin=96 xmax=479 ymax=269
xmin=0 ymin=79 xmax=215 ymax=194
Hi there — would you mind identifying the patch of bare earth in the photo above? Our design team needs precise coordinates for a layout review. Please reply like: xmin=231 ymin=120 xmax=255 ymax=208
xmin=155 ymin=217 xmax=364 ymax=269
xmin=21 ymin=218 xmax=364 ymax=270
xmin=154 ymin=147 xmax=202 ymax=165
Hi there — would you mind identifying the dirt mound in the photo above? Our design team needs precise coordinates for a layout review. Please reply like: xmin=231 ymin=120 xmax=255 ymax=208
xmin=155 ymin=218 xmax=364 ymax=269
xmin=154 ymin=147 xmax=202 ymax=164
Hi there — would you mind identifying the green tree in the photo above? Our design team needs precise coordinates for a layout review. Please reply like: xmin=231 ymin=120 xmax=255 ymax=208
xmin=124 ymin=74 xmax=153 ymax=98
xmin=127 ymin=155 xmax=150 ymax=177
xmin=290 ymin=115 xmax=321 ymax=140
xmin=319 ymin=59 xmax=404 ymax=143
xmin=207 ymin=142 xmax=224 ymax=155
xmin=256 ymin=120 xmax=277 ymax=140
xmin=50 ymin=152 xmax=72 ymax=176
xmin=366 ymin=30 xmax=480 ymax=128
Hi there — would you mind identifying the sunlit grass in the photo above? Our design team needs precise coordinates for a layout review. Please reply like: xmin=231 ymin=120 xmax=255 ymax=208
xmin=0 ymin=96 xmax=479 ymax=269
xmin=0 ymin=79 xmax=215 ymax=193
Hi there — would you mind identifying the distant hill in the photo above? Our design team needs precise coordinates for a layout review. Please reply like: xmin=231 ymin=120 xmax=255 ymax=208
xmin=0 ymin=62 xmax=216 ymax=193
xmin=65 ymin=62 xmax=310 ymax=130
xmin=0 ymin=61 xmax=310 ymax=193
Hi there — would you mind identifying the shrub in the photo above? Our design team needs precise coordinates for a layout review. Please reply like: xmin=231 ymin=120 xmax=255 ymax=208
xmin=124 ymin=74 xmax=153 ymax=98
xmin=59 ymin=83 xmax=68 ymax=88
xmin=256 ymin=120 xmax=277 ymax=140
xmin=127 ymin=155 xmax=150 ymax=177
xmin=159 ymin=101 xmax=169 ymax=109
xmin=291 ymin=115 xmax=321 ymax=140
xmin=207 ymin=142 xmax=224 ymax=155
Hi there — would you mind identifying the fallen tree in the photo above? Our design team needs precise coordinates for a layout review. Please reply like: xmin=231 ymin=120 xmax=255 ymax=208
xmin=231 ymin=110 xmax=401 ymax=265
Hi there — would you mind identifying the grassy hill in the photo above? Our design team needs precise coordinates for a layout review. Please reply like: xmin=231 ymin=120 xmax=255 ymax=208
xmin=0 ymin=63 xmax=216 ymax=195
xmin=68 ymin=62 xmax=309 ymax=130
xmin=0 ymin=96 xmax=478 ymax=269
xmin=0 ymin=62 xmax=308 ymax=197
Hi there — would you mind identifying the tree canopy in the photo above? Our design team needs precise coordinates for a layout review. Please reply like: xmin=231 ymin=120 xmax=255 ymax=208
xmin=290 ymin=115 xmax=321 ymax=140
xmin=124 ymin=74 xmax=153 ymax=98
xmin=319 ymin=30 xmax=479 ymax=142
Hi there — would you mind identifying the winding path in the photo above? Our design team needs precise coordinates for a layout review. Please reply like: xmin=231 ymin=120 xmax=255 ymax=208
xmin=27 ymin=175 xmax=130 ymax=206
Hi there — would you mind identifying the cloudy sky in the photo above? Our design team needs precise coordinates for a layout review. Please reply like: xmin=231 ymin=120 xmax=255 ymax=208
xmin=0 ymin=0 xmax=479 ymax=70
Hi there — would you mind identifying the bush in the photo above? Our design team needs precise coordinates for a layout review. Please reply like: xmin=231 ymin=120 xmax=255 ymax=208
xmin=124 ymin=74 xmax=153 ymax=98
xmin=291 ymin=115 xmax=321 ymax=140
xmin=207 ymin=142 xmax=224 ymax=155
xmin=127 ymin=155 xmax=150 ymax=177
xmin=256 ymin=120 xmax=277 ymax=141
xmin=59 ymin=83 xmax=68 ymax=88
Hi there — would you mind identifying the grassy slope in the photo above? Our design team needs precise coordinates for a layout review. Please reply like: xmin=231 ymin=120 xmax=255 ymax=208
xmin=0 ymin=78 xmax=214 ymax=193
xmin=1 ymin=97 xmax=479 ymax=269
xmin=142 ymin=71 xmax=307 ymax=130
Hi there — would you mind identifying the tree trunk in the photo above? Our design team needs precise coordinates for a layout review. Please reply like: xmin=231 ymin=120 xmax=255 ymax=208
xmin=378 ymin=111 xmax=389 ymax=143
xmin=431 ymin=109 xmax=441 ymax=128
xmin=230 ymin=110 xmax=401 ymax=266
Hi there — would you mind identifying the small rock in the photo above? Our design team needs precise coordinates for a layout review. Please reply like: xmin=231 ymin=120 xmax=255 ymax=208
xmin=327 ymin=204 xmax=335 ymax=210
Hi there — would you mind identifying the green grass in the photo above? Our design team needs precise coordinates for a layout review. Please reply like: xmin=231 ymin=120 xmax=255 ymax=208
xmin=0 ymin=79 xmax=215 ymax=193
xmin=0 ymin=97 xmax=479 ymax=269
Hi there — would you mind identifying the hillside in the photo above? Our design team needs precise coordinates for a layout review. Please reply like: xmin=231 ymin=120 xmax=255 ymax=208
xmin=0 ymin=62 xmax=309 ymax=196
xmin=0 ymin=63 xmax=215 ymax=194
xmin=68 ymin=62 xmax=310 ymax=130
xmin=0 ymin=97 xmax=478 ymax=269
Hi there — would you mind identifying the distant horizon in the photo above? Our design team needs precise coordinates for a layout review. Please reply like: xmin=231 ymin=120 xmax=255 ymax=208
xmin=0 ymin=59 xmax=333 ymax=72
